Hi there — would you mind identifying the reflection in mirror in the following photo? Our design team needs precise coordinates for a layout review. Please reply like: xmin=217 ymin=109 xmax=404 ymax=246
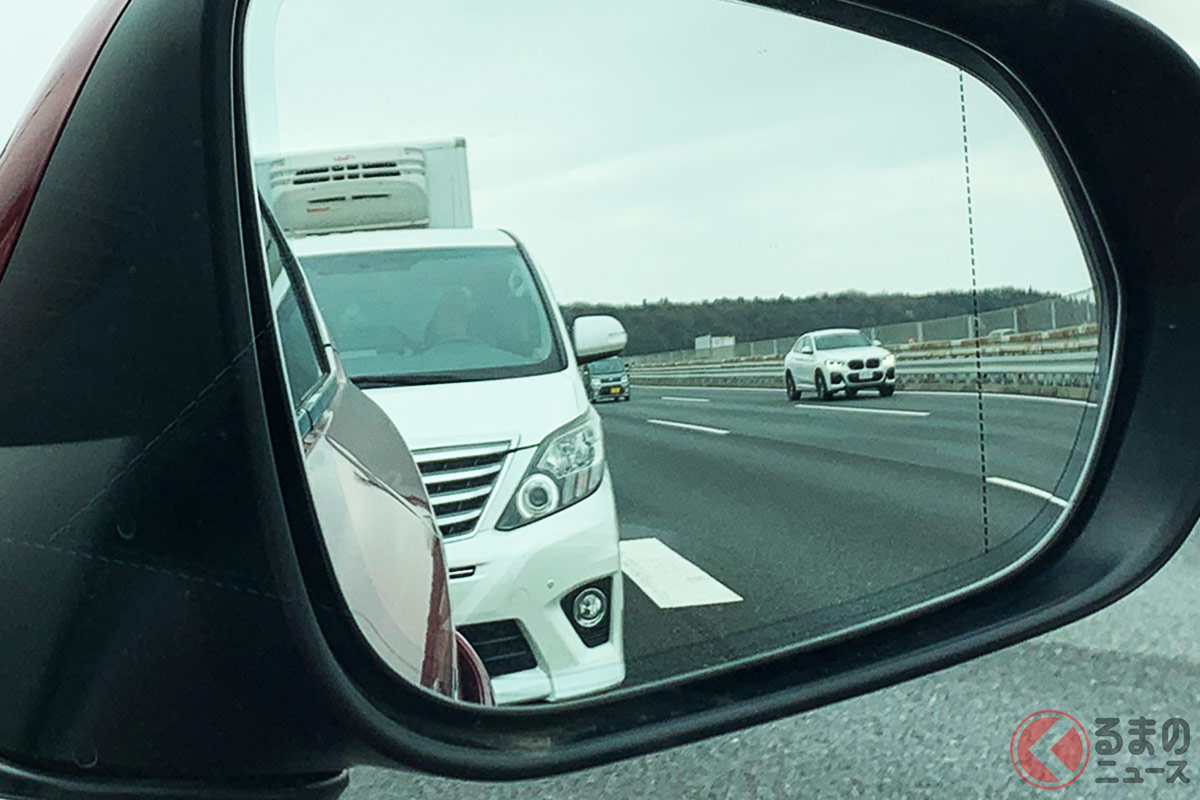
xmin=243 ymin=0 xmax=1109 ymax=706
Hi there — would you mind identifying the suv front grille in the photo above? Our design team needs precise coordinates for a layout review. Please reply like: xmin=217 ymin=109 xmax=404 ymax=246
xmin=458 ymin=620 xmax=538 ymax=677
xmin=848 ymin=359 xmax=864 ymax=370
xmin=866 ymin=358 xmax=881 ymax=368
xmin=412 ymin=441 xmax=511 ymax=539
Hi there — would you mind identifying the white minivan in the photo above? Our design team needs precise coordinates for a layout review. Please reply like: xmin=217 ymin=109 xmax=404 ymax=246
xmin=290 ymin=227 xmax=627 ymax=704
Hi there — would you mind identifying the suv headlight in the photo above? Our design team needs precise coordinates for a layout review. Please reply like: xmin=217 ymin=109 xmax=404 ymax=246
xmin=497 ymin=410 xmax=606 ymax=530
xmin=883 ymin=353 xmax=896 ymax=366
xmin=826 ymin=359 xmax=845 ymax=369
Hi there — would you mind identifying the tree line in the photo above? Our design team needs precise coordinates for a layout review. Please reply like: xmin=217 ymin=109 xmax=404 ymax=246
xmin=561 ymin=288 xmax=1053 ymax=356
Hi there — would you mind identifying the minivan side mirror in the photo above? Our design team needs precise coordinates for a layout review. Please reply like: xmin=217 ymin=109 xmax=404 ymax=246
xmin=573 ymin=315 xmax=627 ymax=364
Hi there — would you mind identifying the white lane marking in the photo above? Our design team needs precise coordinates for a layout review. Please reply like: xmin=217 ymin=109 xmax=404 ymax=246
xmin=633 ymin=384 xmax=780 ymax=393
xmin=620 ymin=538 xmax=743 ymax=608
xmin=661 ymin=396 xmax=711 ymax=403
xmin=903 ymin=390 xmax=1099 ymax=408
xmin=987 ymin=476 xmax=1071 ymax=508
xmin=646 ymin=418 xmax=730 ymax=435
xmin=636 ymin=384 xmax=1099 ymax=408
xmin=794 ymin=404 xmax=930 ymax=418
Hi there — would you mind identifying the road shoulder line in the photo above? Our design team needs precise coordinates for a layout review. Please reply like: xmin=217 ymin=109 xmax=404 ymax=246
xmin=794 ymin=404 xmax=930 ymax=417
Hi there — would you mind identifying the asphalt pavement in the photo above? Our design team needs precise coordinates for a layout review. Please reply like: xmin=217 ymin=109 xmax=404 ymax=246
xmin=338 ymin=384 xmax=1197 ymax=799
xmin=604 ymin=385 xmax=1097 ymax=687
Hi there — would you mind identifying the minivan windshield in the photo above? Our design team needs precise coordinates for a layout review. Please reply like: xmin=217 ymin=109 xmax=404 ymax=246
xmin=588 ymin=357 xmax=625 ymax=374
xmin=301 ymin=246 xmax=564 ymax=386
xmin=814 ymin=331 xmax=871 ymax=350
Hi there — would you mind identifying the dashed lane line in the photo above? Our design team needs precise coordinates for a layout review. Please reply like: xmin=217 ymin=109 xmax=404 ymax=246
xmin=646 ymin=419 xmax=730 ymax=435
xmin=987 ymin=476 xmax=1071 ymax=508
xmin=621 ymin=537 xmax=743 ymax=608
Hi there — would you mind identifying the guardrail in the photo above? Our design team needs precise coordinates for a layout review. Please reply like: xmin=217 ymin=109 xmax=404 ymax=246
xmin=634 ymin=322 xmax=1099 ymax=365
xmin=630 ymin=350 xmax=1101 ymax=400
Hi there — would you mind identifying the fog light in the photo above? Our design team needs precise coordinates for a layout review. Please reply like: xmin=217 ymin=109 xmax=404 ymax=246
xmin=516 ymin=474 xmax=560 ymax=520
xmin=572 ymin=587 xmax=607 ymax=628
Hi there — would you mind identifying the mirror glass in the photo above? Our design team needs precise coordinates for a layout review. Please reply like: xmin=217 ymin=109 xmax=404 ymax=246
xmin=243 ymin=0 xmax=1109 ymax=706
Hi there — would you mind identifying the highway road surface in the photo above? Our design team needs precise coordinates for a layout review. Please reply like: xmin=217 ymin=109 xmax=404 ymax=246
xmin=604 ymin=385 xmax=1099 ymax=687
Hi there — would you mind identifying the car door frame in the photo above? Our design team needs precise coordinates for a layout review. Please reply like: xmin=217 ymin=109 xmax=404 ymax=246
xmin=792 ymin=335 xmax=817 ymax=389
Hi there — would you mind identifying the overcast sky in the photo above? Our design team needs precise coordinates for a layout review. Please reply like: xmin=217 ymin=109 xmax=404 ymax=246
xmin=4 ymin=1 xmax=1197 ymax=304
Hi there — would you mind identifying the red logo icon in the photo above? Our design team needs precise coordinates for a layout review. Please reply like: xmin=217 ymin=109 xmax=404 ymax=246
xmin=1011 ymin=710 xmax=1090 ymax=789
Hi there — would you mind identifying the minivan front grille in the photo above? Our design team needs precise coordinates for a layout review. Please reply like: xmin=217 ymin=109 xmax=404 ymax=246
xmin=413 ymin=441 xmax=511 ymax=539
xmin=458 ymin=620 xmax=537 ymax=677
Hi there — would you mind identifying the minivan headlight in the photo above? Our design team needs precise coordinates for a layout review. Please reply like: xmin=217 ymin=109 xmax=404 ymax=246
xmin=497 ymin=410 xmax=606 ymax=530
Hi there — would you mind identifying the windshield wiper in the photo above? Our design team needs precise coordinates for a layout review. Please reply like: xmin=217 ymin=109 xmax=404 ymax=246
xmin=351 ymin=374 xmax=471 ymax=389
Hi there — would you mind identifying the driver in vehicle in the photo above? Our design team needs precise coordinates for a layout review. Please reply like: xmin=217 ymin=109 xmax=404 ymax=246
xmin=423 ymin=287 xmax=476 ymax=349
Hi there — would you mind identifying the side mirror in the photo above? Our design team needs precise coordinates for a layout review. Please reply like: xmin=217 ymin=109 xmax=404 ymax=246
xmin=7 ymin=0 xmax=1200 ymax=792
xmin=573 ymin=315 xmax=627 ymax=364
xmin=872 ymin=338 xmax=883 ymax=346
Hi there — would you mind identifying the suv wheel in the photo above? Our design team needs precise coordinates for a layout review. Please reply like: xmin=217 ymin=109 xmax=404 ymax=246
xmin=815 ymin=372 xmax=832 ymax=401
xmin=785 ymin=372 xmax=800 ymax=401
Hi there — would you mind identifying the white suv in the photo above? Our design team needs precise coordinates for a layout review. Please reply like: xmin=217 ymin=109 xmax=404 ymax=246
xmin=784 ymin=328 xmax=897 ymax=400
xmin=290 ymin=227 xmax=626 ymax=704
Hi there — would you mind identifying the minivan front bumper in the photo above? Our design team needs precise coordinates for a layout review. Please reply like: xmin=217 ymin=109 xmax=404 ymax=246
xmin=446 ymin=473 xmax=625 ymax=704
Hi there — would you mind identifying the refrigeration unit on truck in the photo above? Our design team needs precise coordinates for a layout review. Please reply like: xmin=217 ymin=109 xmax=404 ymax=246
xmin=259 ymin=138 xmax=473 ymax=235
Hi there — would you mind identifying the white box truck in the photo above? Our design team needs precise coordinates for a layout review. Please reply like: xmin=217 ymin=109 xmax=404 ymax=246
xmin=260 ymin=138 xmax=472 ymax=235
